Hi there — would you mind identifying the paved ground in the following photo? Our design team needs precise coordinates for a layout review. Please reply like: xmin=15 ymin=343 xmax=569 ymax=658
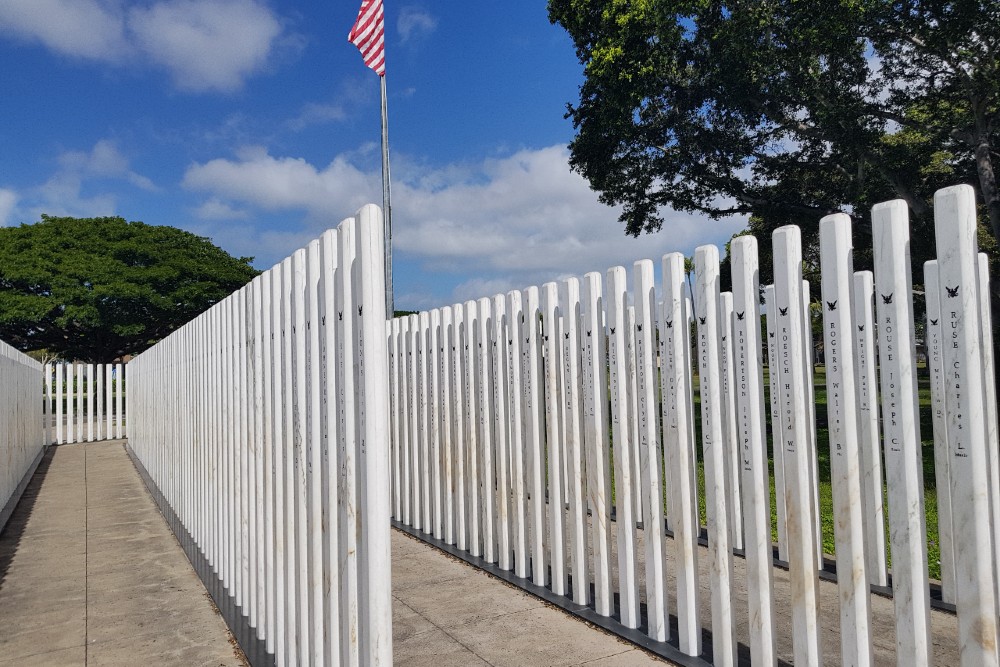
xmin=391 ymin=529 xmax=666 ymax=666
xmin=1 ymin=441 xmax=666 ymax=666
xmin=0 ymin=440 xmax=243 ymax=666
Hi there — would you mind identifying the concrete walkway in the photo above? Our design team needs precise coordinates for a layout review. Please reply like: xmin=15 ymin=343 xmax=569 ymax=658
xmin=2 ymin=440 xmax=666 ymax=667
xmin=391 ymin=529 xmax=665 ymax=666
xmin=0 ymin=441 xmax=243 ymax=666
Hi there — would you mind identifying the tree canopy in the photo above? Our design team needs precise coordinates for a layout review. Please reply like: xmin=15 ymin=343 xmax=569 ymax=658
xmin=0 ymin=215 xmax=259 ymax=362
xmin=547 ymin=0 xmax=1000 ymax=253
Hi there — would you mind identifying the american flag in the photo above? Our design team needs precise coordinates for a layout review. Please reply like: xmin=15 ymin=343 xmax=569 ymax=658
xmin=348 ymin=0 xmax=385 ymax=76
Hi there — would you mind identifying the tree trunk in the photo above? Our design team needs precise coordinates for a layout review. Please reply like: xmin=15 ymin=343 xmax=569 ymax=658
xmin=974 ymin=141 xmax=1000 ymax=240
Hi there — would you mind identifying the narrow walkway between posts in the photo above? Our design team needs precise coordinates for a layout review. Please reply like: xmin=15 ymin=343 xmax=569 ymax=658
xmin=0 ymin=440 xmax=243 ymax=666
xmin=0 ymin=440 xmax=668 ymax=666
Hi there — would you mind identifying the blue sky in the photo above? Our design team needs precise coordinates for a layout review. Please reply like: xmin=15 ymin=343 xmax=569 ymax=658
xmin=0 ymin=0 xmax=747 ymax=311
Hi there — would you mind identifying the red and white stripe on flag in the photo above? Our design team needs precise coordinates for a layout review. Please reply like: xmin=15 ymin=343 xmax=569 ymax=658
xmin=348 ymin=0 xmax=385 ymax=76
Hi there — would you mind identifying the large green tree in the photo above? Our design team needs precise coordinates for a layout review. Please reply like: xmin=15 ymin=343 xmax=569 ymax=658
xmin=547 ymin=0 xmax=999 ymax=248
xmin=0 ymin=215 xmax=259 ymax=362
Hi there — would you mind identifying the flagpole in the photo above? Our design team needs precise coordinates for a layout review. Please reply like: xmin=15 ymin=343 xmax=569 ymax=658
xmin=380 ymin=74 xmax=393 ymax=317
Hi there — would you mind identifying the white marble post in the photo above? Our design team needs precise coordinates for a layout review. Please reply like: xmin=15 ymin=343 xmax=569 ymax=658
xmin=451 ymin=306 xmax=467 ymax=550
xmin=802 ymin=281 xmax=822 ymax=570
xmin=731 ymin=237 xmax=776 ymax=665
xmin=719 ymin=292 xmax=743 ymax=551
xmin=464 ymin=300 xmax=482 ymax=557
xmin=852 ymin=271 xmax=889 ymax=587
xmin=476 ymin=296 xmax=497 ymax=564
xmin=933 ymin=185 xmax=1000 ymax=666
xmin=634 ymin=259 xmax=669 ymax=641
xmin=429 ymin=309 xmax=443 ymax=541
xmin=419 ymin=310 xmax=433 ymax=535
xmin=335 ymin=225 xmax=358 ymax=667
xmin=440 ymin=307 xmax=455 ymax=545
xmin=95 ymin=362 xmax=104 ymax=441
xmin=56 ymin=363 xmax=64 ymax=444
xmin=410 ymin=315 xmax=423 ymax=532
xmin=772 ymin=227 xmax=822 ymax=666
xmin=542 ymin=283 xmax=567 ymax=593
xmin=506 ymin=290 xmax=529 ymax=577
xmin=819 ymin=214 xmax=874 ymax=666
xmin=74 ymin=363 xmax=82 ymax=442
xmin=581 ymin=273 xmax=613 ymax=615
xmin=924 ymin=262 xmax=955 ymax=603
xmin=523 ymin=287 xmax=546 ymax=584
xmin=661 ymin=253 xmax=701 ymax=656
xmin=560 ymin=278 xmax=589 ymax=604
xmin=607 ymin=266 xmax=639 ymax=629
xmin=491 ymin=295 xmax=512 ymax=569
xmin=872 ymin=199 xmax=932 ymax=665
xmin=695 ymin=245 xmax=736 ymax=665
xmin=625 ymin=306 xmax=642 ymax=525
xmin=977 ymin=253 xmax=1000 ymax=612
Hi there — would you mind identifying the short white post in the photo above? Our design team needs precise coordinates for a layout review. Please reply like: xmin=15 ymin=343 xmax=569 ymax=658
xmin=933 ymin=185 xmax=1000 ymax=666
xmin=819 ymin=214 xmax=874 ymax=666
xmin=772 ymin=226 xmax=822 ymax=666
xmin=731 ymin=237 xmax=776 ymax=665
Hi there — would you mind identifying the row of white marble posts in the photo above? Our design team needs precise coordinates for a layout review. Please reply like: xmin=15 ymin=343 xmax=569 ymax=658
xmin=44 ymin=362 xmax=126 ymax=445
xmin=128 ymin=204 xmax=392 ymax=667
xmin=389 ymin=184 xmax=999 ymax=666
xmin=0 ymin=339 xmax=45 ymax=528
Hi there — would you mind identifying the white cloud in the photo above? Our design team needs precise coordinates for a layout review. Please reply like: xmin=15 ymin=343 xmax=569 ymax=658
xmin=58 ymin=139 xmax=157 ymax=191
xmin=182 ymin=145 xmax=380 ymax=218
xmin=4 ymin=140 xmax=157 ymax=222
xmin=128 ymin=0 xmax=283 ymax=92
xmin=0 ymin=0 xmax=128 ymax=61
xmin=183 ymin=144 xmax=747 ymax=308
xmin=0 ymin=0 xmax=286 ymax=93
xmin=0 ymin=188 xmax=19 ymax=226
xmin=194 ymin=197 xmax=249 ymax=220
xmin=397 ymin=7 xmax=437 ymax=43
xmin=286 ymin=102 xmax=347 ymax=132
